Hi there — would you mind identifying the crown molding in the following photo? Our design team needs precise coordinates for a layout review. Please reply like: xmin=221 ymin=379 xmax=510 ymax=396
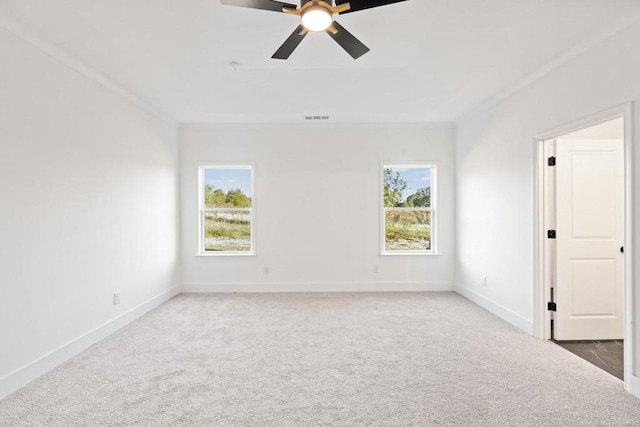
xmin=0 ymin=18 xmax=178 ymax=126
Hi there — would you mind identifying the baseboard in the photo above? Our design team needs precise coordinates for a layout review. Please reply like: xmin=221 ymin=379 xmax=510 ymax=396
xmin=182 ymin=281 xmax=453 ymax=293
xmin=0 ymin=285 xmax=180 ymax=401
xmin=629 ymin=375 xmax=640 ymax=399
xmin=456 ymin=285 xmax=534 ymax=335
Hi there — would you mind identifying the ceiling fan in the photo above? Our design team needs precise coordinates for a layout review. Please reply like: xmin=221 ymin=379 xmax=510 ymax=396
xmin=220 ymin=0 xmax=408 ymax=60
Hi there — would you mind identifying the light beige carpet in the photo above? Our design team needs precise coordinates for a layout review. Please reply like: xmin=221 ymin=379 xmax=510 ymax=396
xmin=1 ymin=292 xmax=640 ymax=426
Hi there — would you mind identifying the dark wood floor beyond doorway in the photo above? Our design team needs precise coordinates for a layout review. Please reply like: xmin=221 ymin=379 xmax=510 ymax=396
xmin=554 ymin=340 xmax=623 ymax=380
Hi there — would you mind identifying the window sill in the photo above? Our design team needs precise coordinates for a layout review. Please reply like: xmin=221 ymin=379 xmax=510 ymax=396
xmin=380 ymin=252 xmax=440 ymax=257
xmin=195 ymin=252 xmax=256 ymax=257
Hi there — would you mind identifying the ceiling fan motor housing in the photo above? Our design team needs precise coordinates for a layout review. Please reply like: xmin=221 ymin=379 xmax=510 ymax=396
xmin=302 ymin=0 xmax=333 ymax=6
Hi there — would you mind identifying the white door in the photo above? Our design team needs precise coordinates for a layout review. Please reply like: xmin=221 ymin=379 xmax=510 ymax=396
xmin=554 ymin=139 xmax=624 ymax=341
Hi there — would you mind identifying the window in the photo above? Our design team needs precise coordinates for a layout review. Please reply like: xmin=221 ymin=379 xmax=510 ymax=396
xmin=199 ymin=165 xmax=254 ymax=255
xmin=381 ymin=163 xmax=435 ymax=255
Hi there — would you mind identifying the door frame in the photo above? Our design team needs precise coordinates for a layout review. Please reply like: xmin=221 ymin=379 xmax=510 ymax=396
xmin=533 ymin=102 xmax=634 ymax=392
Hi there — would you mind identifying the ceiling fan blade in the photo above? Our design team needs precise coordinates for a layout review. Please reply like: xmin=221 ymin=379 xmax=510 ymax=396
xmin=220 ymin=0 xmax=297 ymax=13
xmin=326 ymin=22 xmax=369 ymax=59
xmin=335 ymin=0 xmax=407 ymax=14
xmin=272 ymin=25 xmax=308 ymax=60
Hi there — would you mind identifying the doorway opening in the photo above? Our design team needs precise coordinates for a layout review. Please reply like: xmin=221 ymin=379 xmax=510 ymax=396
xmin=535 ymin=108 xmax=632 ymax=386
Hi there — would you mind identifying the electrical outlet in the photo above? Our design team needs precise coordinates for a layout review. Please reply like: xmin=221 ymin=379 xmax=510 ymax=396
xmin=113 ymin=291 xmax=121 ymax=305
xmin=263 ymin=267 xmax=269 ymax=275
xmin=373 ymin=265 xmax=379 ymax=274
xmin=482 ymin=276 xmax=488 ymax=287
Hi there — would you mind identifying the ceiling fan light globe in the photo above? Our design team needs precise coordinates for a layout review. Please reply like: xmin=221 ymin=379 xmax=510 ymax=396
xmin=301 ymin=7 xmax=333 ymax=32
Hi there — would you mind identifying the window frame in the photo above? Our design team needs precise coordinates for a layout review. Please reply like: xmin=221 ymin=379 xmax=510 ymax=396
xmin=197 ymin=163 xmax=256 ymax=257
xmin=380 ymin=162 xmax=437 ymax=256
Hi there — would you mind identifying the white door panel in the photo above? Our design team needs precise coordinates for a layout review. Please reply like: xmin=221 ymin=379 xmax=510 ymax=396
xmin=555 ymin=139 xmax=624 ymax=341
xmin=571 ymin=259 xmax=617 ymax=316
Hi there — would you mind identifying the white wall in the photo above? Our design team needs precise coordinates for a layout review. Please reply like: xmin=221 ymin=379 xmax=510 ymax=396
xmin=0 ymin=28 xmax=180 ymax=398
xmin=455 ymin=19 xmax=640 ymax=389
xmin=180 ymin=124 xmax=455 ymax=292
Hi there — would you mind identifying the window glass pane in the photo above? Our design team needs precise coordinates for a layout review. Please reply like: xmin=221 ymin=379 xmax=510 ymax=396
xmin=204 ymin=210 xmax=251 ymax=252
xmin=385 ymin=210 xmax=431 ymax=251
xmin=204 ymin=168 xmax=252 ymax=208
xmin=383 ymin=167 xmax=431 ymax=208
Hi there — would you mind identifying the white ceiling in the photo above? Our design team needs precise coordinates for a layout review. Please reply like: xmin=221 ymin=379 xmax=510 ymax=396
xmin=1 ymin=0 xmax=640 ymax=124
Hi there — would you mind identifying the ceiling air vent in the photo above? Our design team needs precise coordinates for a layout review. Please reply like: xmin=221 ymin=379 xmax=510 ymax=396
xmin=305 ymin=115 xmax=330 ymax=121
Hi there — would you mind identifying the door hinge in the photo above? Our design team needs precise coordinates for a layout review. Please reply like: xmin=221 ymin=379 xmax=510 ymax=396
xmin=548 ymin=302 xmax=557 ymax=312
xmin=548 ymin=156 xmax=556 ymax=166
xmin=547 ymin=230 xmax=556 ymax=239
